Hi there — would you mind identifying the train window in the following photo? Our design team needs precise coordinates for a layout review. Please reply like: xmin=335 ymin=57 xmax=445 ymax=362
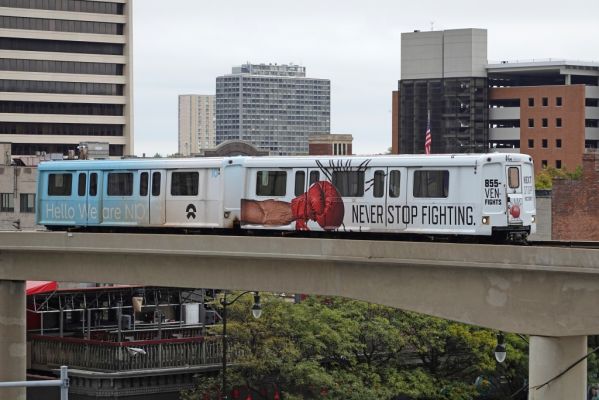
xmin=171 ymin=172 xmax=199 ymax=196
xmin=256 ymin=171 xmax=286 ymax=196
xmin=107 ymin=172 xmax=133 ymax=196
xmin=413 ymin=170 xmax=449 ymax=198
xmin=77 ymin=173 xmax=86 ymax=196
xmin=140 ymin=172 xmax=148 ymax=196
xmin=508 ymin=167 xmax=520 ymax=189
xmin=332 ymin=171 xmax=364 ymax=197
xmin=309 ymin=171 xmax=320 ymax=185
xmin=48 ymin=173 xmax=72 ymax=196
xmin=389 ymin=170 xmax=400 ymax=198
xmin=373 ymin=170 xmax=384 ymax=198
xmin=89 ymin=173 xmax=97 ymax=196
xmin=152 ymin=172 xmax=161 ymax=196
xmin=294 ymin=171 xmax=305 ymax=196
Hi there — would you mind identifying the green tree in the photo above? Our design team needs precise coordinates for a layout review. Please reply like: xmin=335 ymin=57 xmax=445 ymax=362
xmin=183 ymin=294 xmax=528 ymax=400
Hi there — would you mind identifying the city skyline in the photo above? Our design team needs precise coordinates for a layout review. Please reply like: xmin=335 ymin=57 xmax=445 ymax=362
xmin=132 ymin=0 xmax=599 ymax=157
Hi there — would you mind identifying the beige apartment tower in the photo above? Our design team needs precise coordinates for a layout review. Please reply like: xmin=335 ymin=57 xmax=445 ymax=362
xmin=0 ymin=0 xmax=133 ymax=157
xmin=178 ymin=94 xmax=215 ymax=156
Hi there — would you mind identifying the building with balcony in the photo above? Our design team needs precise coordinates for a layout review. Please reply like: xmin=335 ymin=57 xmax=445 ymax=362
xmin=0 ymin=0 xmax=133 ymax=158
xmin=178 ymin=94 xmax=215 ymax=156
xmin=216 ymin=63 xmax=330 ymax=155
xmin=392 ymin=29 xmax=599 ymax=174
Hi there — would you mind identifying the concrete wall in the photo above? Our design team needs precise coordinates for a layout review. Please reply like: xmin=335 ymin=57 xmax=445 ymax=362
xmin=530 ymin=191 xmax=552 ymax=241
xmin=0 ymin=165 xmax=38 ymax=230
xmin=401 ymin=28 xmax=487 ymax=80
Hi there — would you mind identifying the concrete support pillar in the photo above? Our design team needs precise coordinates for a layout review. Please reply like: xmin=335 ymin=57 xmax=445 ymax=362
xmin=0 ymin=280 xmax=26 ymax=400
xmin=528 ymin=335 xmax=587 ymax=400
xmin=565 ymin=74 xmax=571 ymax=85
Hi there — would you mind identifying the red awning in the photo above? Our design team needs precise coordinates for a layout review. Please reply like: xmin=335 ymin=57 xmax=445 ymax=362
xmin=26 ymin=281 xmax=58 ymax=295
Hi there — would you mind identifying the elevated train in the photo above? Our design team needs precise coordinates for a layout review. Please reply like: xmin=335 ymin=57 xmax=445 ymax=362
xmin=36 ymin=153 xmax=536 ymax=240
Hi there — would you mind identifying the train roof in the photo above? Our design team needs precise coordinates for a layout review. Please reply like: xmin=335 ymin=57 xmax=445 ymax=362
xmin=38 ymin=153 xmax=533 ymax=171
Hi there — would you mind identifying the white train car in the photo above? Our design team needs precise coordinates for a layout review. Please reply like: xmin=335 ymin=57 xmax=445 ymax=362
xmin=36 ymin=153 xmax=536 ymax=240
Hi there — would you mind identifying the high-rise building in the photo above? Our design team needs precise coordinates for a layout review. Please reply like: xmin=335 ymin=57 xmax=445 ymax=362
xmin=397 ymin=28 xmax=489 ymax=155
xmin=0 ymin=0 xmax=133 ymax=157
xmin=178 ymin=94 xmax=215 ymax=156
xmin=216 ymin=63 xmax=330 ymax=155
xmin=392 ymin=28 xmax=599 ymax=174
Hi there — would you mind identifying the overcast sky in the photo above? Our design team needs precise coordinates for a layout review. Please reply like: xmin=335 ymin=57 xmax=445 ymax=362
xmin=132 ymin=0 xmax=599 ymax=157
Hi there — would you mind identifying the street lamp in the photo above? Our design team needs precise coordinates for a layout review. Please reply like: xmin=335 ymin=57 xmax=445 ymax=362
xmin=494 ymin=332 xmax=507 ymax=363
xmin=221 ymin=291 xmax=262 ymax=400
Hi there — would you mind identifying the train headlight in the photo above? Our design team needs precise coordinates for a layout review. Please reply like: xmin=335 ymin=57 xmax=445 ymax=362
xmin=531 ymin=215 xmax=536 ymax=224
xmin=482 ymin=216 xmax=490 ymax=225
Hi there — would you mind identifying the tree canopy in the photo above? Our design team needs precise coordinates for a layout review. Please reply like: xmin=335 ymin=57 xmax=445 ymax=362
xmin=182 ymin=294 xmax=528 ymax=400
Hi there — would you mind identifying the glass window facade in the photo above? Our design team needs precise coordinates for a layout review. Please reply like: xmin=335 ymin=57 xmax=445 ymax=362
xmin=216 ymin=64 xmax=330 ymax=155
xmin=0 ymin=122 xmax=123 ymax=136
xmin=0 ymin=0 xmax=123 ymax=15
xmin=0 ymin=16 xmax=122 ymax=35
xmin=399 ymin=78 xmax=488 ymax=154
xmin=0 ymin=59 xmax=123 ymax=75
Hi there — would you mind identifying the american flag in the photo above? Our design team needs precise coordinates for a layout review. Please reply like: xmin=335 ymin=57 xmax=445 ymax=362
xmin=424 ymin=111 xmax=432 ymax=155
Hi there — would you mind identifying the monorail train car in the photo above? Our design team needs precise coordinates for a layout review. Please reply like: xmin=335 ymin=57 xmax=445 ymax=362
xmin=36 ymin=153 xmax=536 ymax=239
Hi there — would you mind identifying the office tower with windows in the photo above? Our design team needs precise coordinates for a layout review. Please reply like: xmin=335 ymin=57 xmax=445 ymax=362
xmin=0 ymin=0 xmax=133 ymax=157
xmin=397 ymin=28 xmax=489 ymax=155
xmin=178 ymin=94 xmax=215 ymax=156
xmin=216 ymin=63 xmax=330 ymax=155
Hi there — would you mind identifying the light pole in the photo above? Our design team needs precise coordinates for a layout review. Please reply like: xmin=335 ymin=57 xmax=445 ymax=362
xmin=221 ymin=291 xmax=262 ymax=400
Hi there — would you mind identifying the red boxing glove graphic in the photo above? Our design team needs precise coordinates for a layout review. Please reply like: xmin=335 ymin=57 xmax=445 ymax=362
xmin=291 ymin=181 xmax=344 ymax=230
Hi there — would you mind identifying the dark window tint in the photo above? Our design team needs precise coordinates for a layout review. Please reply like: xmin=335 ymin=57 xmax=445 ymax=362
xmin=48 ymin=173 xmax=72 ymax=196
xmin=528 ymin=139 xmax=534 ymax=148
xmin=508 ymin=167 xmax=520 ymax=189
xmin=542 ymin=139 xmax=548 ymax=148
xmin=0 ymin=80 xmax=123 ymax=96
xmin=256 ymin=171 xmax=287 ymax=196
xmin=373 ymin=170 xmax=384 ymax=198
xmin=309 ymin=171 xmax=320 ymax=185
xmin=528 ymin=119 xmax=534 ymax=128
xmin=389 ymin=170 xmax=400 ymax=198
xmin=0 ymin=101 xmax=123 ymax=115
xmin=89 ymin=173 xmax=97 ymax=196
xmin=0 ymin=122 xmax=123 ymax=136
xmin=556 ymin=160 xmax=562 ymax=169
xmin=542 ymin=118 xmax=548 ymax=127
xmin=152 ymin=172 xmax=161 ymax=196
xmin=107 ymin=172 xmax=133 ymax=196
xmin=0 ymin=193 xmax=14 ymax=212
xmin=556 ymin=97 xmax=563 ymax=106
xmin=78 ymin=173 xmax=86 ymax=196
xmin=542 ymin=160 xmax=548 ymax=168
xmin=556 ymin=139 xmax=562 ymax=148
xmin=528 ymin=98 xmax=534 ymax=107
xmin=19 ymin=193 xmax=34 ymax=213
xmin=171 ymin=172 xmax=199 ymax=196
xmin=542 ymin=97 xmax=548 ymax=106
xmin=140 ymin=172 xmax=148 ymax=196
xmin=556 ymin=118 xmax=562 ymax=127
xmin=413 ymin=170 xmax=449 ymax=198
xmin=0 ymin=37 xmax=124 ymax=55
xmin=332 ymin=171 xmax=364 ymax=197
xmin=294 ymin=171 xmax=305 ymax=196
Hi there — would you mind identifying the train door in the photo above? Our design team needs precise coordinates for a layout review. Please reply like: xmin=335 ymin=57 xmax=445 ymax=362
xmin=87 ymin=171 xmax=102 ymax=225
xmin=137 ymin=170 xmax=150 ymax=225
xmin=149 ymin=170 xmax=166 ymax=225
xmin=385 ymin=167 xmax=407 ymax=232
xmin=506 ymin=165 xmax=523 ymax=225
xmin=73 ymin=172 xmax=88 ymax=225
xmin=357 ymin=167 xmax=387 ymax=232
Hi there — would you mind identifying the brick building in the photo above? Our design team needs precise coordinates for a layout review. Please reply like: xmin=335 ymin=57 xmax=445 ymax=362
xmin=392 ymin=28 xmax=599 ymax=175
xmin=552 ymin=151 xmax=599 ymax=240
xmin=308 ymin=134 xmax=353 ymax=156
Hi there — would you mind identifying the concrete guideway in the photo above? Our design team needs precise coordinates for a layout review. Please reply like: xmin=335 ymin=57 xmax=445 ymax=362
xmin=1 ymin=231 xmax=599 ymax=399
xmin=1 ymin=231 xmax=599 ymax=336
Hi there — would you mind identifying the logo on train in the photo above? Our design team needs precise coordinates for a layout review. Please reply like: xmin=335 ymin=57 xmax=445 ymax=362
xmin=186 ymin=204 xmax=196 ymax=220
